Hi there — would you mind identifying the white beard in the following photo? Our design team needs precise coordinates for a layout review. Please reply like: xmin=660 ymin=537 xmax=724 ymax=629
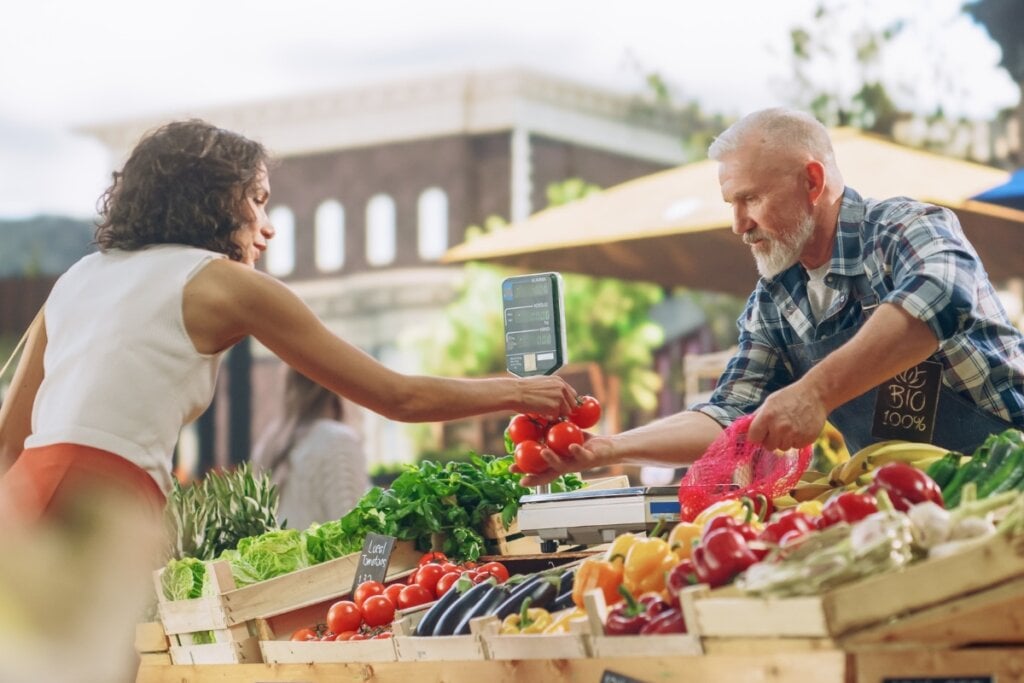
xmin=745 ymin=213 xmax=815 ymax=278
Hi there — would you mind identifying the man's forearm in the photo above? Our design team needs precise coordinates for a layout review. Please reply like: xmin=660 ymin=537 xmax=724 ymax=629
xmin=610 ymin=410 xmax=724 ymax=467
xmin=801 ymin=303 xmax=939 ymax=413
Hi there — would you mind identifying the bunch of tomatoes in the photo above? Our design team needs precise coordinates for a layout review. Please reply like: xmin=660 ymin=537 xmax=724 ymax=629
xmin=508 ymin=394 xmax=601 ymax=475
xmin=290 ymin=552 xmax=509 ymax=642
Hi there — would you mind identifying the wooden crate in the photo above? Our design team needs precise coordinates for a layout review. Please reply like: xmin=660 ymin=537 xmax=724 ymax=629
xmin=260 ymin=637 xmax=398 ymax=664
xmin=135 ymin=621 xmax=172 ymax=667
xmin=682 ymin=533 xmax=1024 ymax=640
xmin=155 ymin=541 xmax=420 ymax=664
xmin=581 ymin=585 xmax=704 ymax=658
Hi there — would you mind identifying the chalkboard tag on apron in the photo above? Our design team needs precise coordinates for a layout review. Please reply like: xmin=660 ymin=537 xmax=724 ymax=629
xmin=871 ymin=360 xmax=942 ymax=443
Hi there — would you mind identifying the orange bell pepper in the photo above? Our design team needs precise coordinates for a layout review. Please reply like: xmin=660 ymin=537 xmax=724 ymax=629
xmin=622 ymin=536 xmax=676 ymax=595
xmin=571 ymin=554 xmax=624 ymax=609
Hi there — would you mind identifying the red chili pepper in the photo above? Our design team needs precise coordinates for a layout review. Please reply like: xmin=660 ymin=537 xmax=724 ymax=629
xmin=820 ymin=491 xmax=879 ymax=527
xmin=692 ymin=527 xmax=760 ymax=588
xmin=639 ymin=607 xmax=686 ymax=634
xmin=869 ymin=462 xmax=944 ymax=511
xmin=759 ymin=510 xmax=815 ymax=545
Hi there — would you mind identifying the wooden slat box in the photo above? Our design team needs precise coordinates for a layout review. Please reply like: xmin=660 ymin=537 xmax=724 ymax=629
xmin=683 ymin=533 xmax=1024 ymax=640
xmin=155 ymin=541 xmax=419 ymax=664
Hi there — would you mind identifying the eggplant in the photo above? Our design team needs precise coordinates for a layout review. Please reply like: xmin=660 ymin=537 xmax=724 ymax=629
xmin=431 ymin=578 xmax=497 ymax=636
xmin=451 ymin=583 xmax=511 ymax=635
xmin=556 ymin=568 xmax=575 ymax=595
xmin=414 ymin=575 xmax=471 ymax=637
xmin=491 ymin=573 xmax=561 ymax=621
xmin=549 ymin=589 xmax=575 ymax=612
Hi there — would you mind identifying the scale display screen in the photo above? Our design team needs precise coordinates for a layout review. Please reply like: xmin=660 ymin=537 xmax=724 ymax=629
xmin=502 ymin=272 xmax=567 ymax=376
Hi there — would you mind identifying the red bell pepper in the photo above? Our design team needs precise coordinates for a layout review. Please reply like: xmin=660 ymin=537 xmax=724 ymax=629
xmin=759 ymin=509 xmax=815 ymax=545
xmin=820 ymin=491 xmax=878 ymax=527
xmin=639 ymin=607 xmax=686 ymax=634
xmin=665 ymin=559 xmax=697 ymax=606
xmin=692 ymin=526 xmax=760 ymax=588
xmin=869 ymin=462 xmax=944 ymax=512
xmin=604 ymin=585 xmax=649 ymax=635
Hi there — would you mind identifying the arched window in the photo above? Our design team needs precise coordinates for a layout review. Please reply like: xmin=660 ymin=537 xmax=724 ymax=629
xmin=315 ymin=200 xmax=345 ymax=272
xmin=365 ymin=194 xmax=396 ymax=266
xmin=417 ymin=187 xmax=448 ymax=260
xmin=266 ymin=205 xmax=295 ymax=276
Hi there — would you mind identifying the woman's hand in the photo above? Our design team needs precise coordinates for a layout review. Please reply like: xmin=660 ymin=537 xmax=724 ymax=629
xmin=513 ymin=375 xmax=578 ymax=420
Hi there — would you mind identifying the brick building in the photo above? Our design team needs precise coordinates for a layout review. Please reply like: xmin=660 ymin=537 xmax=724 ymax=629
xmin=81 ymin=68 xmax=692 ymax=475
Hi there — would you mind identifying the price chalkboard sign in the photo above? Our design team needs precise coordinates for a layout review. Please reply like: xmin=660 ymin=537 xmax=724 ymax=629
xmin=871 ymin=360 xmax=941 ymax=443
xmin=600 ymin=670 xmax=648 ymax=683
xmin=350 ymin=533 xmax=397 ymax=593
xmin=883 ymin=677 xmax=992 ymax=683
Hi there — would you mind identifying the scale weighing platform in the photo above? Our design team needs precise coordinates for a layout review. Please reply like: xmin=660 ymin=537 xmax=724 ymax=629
xmin=516 ymin=486 xmax=681 ymax=550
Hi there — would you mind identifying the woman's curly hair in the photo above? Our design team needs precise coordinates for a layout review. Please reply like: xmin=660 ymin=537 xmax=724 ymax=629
xmin=94 ymin=120 xmax=269 ymax=261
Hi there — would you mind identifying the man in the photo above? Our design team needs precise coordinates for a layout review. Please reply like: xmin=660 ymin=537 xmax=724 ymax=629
xmin=521 ymin=107 xmax=1024 ymax=486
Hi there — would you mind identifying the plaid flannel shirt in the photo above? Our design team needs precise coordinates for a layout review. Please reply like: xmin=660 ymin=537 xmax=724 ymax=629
xmin=693 ymin=187 xmax=1024 ymax=429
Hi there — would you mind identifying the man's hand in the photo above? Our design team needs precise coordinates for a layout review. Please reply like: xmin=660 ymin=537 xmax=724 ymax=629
xmin=511 ymin=433 xmax=616 ymax=487
xmin=747 ymin=378 xmax=827 ymax=450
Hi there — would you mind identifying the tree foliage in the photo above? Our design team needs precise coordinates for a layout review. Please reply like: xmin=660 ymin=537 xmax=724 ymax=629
xmin=402 ymin=179 xmax=666 ymax=419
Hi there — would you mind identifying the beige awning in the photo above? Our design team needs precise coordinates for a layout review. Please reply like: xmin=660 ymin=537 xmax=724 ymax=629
xmin=442 ymin=128 xmax=1024 ymax=296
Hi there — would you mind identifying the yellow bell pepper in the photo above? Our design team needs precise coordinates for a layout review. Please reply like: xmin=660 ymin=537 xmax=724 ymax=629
xmin=693 ymin=497 xmax=764 ymax=532
xmin=500 ymin=598 xmax=553 ymax=634
xmin=795 ymin=500 xmax=824 ymax=517
xmin=572 ymin=554 xmax=624 ymax=608
xmin=605 ymin=532 xmax=639 ymax=562
xmin=667 ymin=521 xmax=701 ymax=560
xmin=622 ymin=536 xmax=676 ymax=595
xmin=542 ymin=607 xmax=587 ymax=634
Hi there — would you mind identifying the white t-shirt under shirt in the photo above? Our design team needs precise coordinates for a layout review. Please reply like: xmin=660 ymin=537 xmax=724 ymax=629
xmin=806 ymin=261 xmax=838 ymax=325
xmin=275 ymin=419 xmax=370 ymax=529
xmin=26 ymin=245 xmax=225 ymax=493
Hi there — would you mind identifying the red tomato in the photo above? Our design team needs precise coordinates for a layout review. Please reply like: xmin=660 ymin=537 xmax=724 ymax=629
xmin=477 ymin=561 xmax=509 ymax=584
xmin=349 ymin=633 xmax=368 ymax=641
xmin=434 ymin=571 xmax=461 ymax=598
xmin=514 ymin=439 xmax=548 ymax=474
xmin=372 ymin=631 xmax=393 ymax=639
xmin=469 ymin=570 xmax=492 ymax=584
xmin=413 ymin=563 xmax=445 ymax=596
xmin=361 ymin=595 xmax=396 ymax=628
xmin=290 ymin=627 xmax=318 ymax=642
xmin=383 ymin=583 xmax=405 ymax=606
xmin=335 ymin=630 xmax=358 ymax=641
xmin=418 ymin=551 xmax=448 ymax=566
xmin=319 ymin=632 xmax=337 ymax=641
xmin=326 ymin=600 xmax=362 ymax=635
xmin=546 ymin=420 xmax=583 ymax=457
xmin=398 ymin=583 xmax=434 ymax=609
xmin=507 ymin=414 xmax=544 ymax=445
xmin=439 ymin=561 xmax=458 ymax=574
xmin=353 ymin=580 xmax=385 ymax=608
xmin=569 ymin=395 xmax=601 ymax=429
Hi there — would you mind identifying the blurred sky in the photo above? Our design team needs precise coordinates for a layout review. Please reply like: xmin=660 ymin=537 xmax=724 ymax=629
xmin=0 ymin=0 xmax=1017 ymax=219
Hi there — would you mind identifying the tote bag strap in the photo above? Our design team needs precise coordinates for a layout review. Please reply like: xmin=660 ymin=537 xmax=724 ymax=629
xmin=0 ymin=307 xmax=43 ymax=383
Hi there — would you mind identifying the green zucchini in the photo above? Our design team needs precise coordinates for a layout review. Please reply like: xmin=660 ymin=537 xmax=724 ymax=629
xmin=979 ymin=446 xmax=1024 ymax=498
xmin=925 ymin=452 xmax=961 ymax=489
xmin=943 ymin=456 xmax=987 ymax=509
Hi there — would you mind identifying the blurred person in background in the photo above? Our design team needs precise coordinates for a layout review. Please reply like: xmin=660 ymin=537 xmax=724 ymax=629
xmin=519 ymin=107 xmax=1024 ymax=487
xmin=253 ymin=365 xmax=370 ymax=529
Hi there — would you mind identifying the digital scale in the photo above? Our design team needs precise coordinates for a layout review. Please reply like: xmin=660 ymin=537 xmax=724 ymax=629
xmin=502 ymin=274 xmax=680 ymax=551
xmin=516 ymin=486 xmax=681 ymax=549
xmin=502 ymin=272 xmax=568 ymax=377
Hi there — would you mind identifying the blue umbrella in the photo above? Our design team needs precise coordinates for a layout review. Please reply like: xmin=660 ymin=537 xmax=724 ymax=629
xmin=973 ymin=168 xmax=1024 ymax=211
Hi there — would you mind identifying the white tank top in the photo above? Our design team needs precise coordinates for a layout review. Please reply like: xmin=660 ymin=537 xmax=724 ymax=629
xmin=26 ymin=245 xmax=226 ymax=492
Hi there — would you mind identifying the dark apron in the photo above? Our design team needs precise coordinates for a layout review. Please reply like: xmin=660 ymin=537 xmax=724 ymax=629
xmin=784 ymin=273 xmax=1012 ymax=455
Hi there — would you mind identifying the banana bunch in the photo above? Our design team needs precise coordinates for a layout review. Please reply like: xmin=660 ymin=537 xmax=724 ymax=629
xmin=828 ymin=440 xmax=949 ymax=488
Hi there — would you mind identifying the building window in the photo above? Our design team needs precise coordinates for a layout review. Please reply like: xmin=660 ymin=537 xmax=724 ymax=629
xmin=266 ymin=205 xmax=295 ymax=276
xmin=315 ymin=200 xmax=345 ymax=272
xmin=417 ymin=187 xmax=448 ymax=260
xmin=366 ymin=193 xmax=396 ymax=266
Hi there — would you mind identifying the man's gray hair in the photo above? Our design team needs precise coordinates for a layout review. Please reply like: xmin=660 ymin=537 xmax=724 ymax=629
xmin=708 ymin=108 xmax=836 ymax=166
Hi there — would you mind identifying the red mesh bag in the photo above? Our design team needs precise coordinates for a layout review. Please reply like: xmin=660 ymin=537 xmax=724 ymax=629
xmin=677 ymin=414 xmax=812 ymax=522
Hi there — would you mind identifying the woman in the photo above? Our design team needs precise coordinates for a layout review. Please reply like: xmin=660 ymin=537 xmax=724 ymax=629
xmin=252 ymin=366 xmax=371 ymax=529
xmin=0 ymin=119 xmax=577 ymax=524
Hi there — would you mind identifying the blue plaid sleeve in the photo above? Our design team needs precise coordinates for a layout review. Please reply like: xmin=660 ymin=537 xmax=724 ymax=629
xmin=691 ymin=300 xmax=795 ymax=427
xmin=880 ymin=206 xmax=981 ymax=342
